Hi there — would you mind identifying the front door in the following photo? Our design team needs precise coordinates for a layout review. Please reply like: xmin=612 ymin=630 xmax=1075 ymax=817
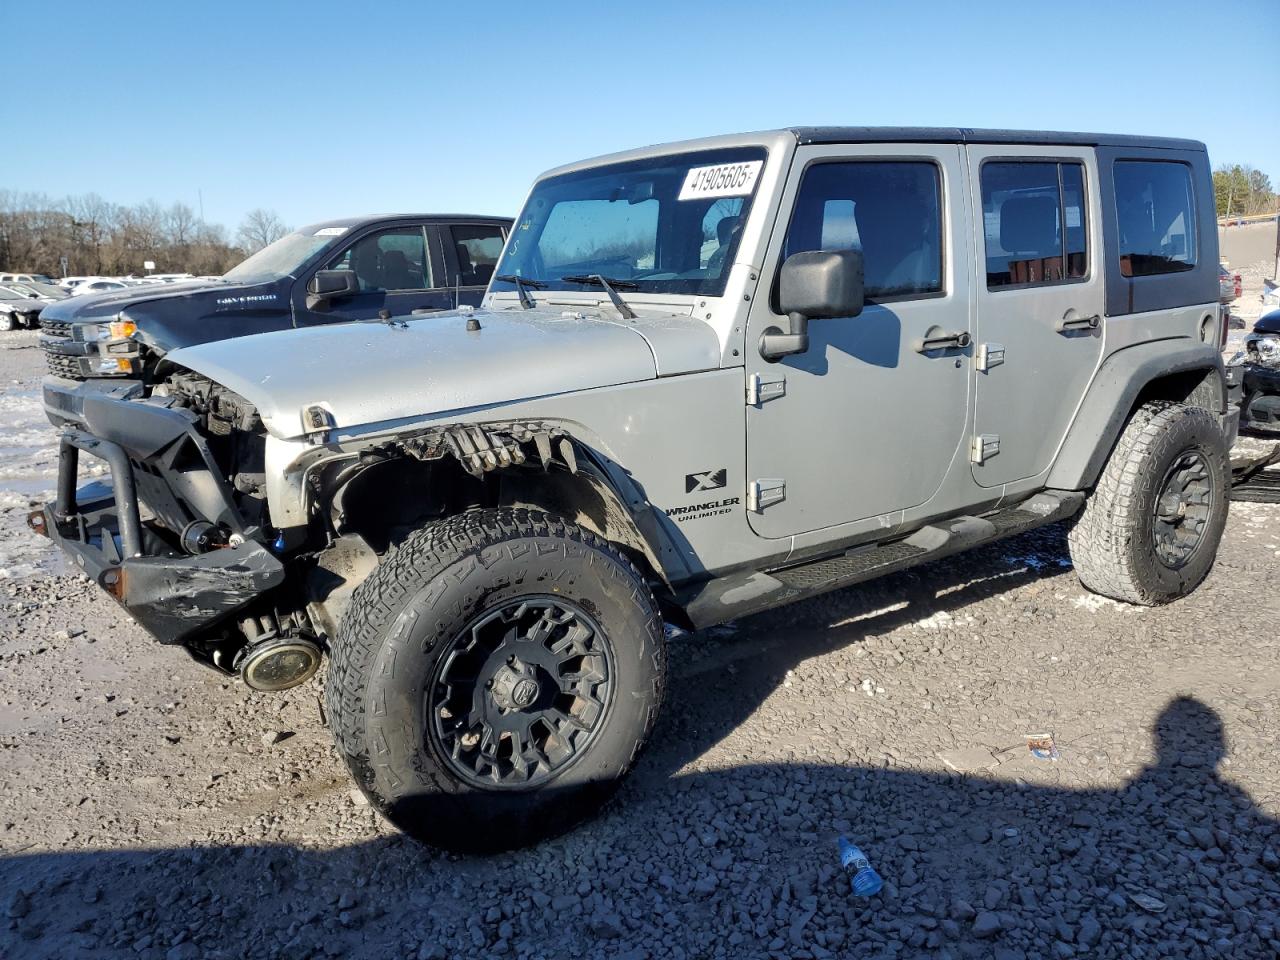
xmin=965 ymin=145 xmax=1105 ymax=487
xmin=296 ymin=224 xmax=454 ymax=324
xmin=744 ymin=144 xmax=972 ymax=539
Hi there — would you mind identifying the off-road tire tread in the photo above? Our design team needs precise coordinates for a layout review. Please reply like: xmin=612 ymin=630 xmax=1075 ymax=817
xmin=1068 ymin=401 xmax=1226 ymax=605
xmin=327 ymin=506 xmax=666 ymax=820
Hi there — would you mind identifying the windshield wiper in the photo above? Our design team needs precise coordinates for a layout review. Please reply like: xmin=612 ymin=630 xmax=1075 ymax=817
xmin=494 ymin=273 xmax=546 ymax=310
xmin=559 ymin=274 xmax=637 ymax=320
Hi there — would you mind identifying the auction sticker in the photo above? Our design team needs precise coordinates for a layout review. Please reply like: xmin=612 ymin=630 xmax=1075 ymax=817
xmin=679 ymin=160 xmax=764 ymax=200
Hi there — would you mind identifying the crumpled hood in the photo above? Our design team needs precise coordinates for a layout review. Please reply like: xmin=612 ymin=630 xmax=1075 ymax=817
xmin=38 ymin=279 xmax=236 ymax=322
xmin=166 ymin=305 xmax=720 ymax=439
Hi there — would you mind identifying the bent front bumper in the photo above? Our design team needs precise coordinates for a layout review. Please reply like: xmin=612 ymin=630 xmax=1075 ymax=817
xmin=29 ymin=417 xmax=285 ymax=645
xmin=42 ymin=374 xmax=144 ymax=428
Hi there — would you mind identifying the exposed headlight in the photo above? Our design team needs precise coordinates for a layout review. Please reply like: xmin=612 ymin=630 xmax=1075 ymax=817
xmin=82 ymin=319 xmax=137 ymax=342
xmin=94 ymin=358 xmax=135 ymax=374
xmin=1251 ymin=335 xmax=1280 ymax=366
xmin=1227 ymin=350 xmax=1246 ymax=366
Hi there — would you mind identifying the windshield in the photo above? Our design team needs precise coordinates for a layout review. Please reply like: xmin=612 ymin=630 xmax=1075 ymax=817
xmin=223 ymin=230 xmax=338 ymax=284
xmin=494 ymin=147 xmax=767 ymax=297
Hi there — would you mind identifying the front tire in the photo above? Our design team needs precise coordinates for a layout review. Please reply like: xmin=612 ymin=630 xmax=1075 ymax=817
xmin=1068 ymin=401 xmax=1229 ymax=605
xmin=0 ymin=313 xmax=13 ymax=332
xmin=327 ymin=508 xmax=666 ymax=852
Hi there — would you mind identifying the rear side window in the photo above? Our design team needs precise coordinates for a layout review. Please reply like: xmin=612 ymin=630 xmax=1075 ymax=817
xmin=449 ymin=224 xmax=506 ymax=287
xmin=1113 ymin=161 xmax=1197 ymax=277
xmin=782 ymin=161 xmax=943 ymax=301
xmin=981 ymin=161 xmax=1088 ymax=289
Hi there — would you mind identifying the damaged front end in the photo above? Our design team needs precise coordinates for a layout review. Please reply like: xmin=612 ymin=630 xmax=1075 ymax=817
xmin=30 ymin=368 xmax=673 ymax=689
xmin=1228 ymin=319 xmax=1280 ymax=433
xmin=29 ymin=376 xmax=322 ymax=688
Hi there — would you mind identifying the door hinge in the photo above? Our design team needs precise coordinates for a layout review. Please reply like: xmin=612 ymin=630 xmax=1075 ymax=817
xmin=747 ymin=478 xmax=786 ymax=512
xmin=976 ymin=342 xmax=1006 ymax=372
xmin=971 ymin=434 xmax=1000 ymax=465
xmin=746 ymin=372 xmax=786 ymax=406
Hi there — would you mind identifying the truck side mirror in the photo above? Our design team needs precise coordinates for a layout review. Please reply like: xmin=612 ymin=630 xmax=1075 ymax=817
xmin=307 ymin=269 xmax=359 ymax=309
xmin=762 ymin=249 xmax=865 ymax=361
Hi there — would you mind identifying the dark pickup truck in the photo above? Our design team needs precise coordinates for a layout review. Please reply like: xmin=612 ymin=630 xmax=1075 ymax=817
xmin=40 ymin=213 xmax=511 ymax=425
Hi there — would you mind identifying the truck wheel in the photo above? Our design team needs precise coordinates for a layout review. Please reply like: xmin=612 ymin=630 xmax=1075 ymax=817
xmin=327 ymin=507 xmax=666 ymax=852
xmin=1068 ymin=401 xmax=1229 ymax=605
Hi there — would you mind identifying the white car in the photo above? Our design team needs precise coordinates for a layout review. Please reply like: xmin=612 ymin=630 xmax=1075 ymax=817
xmin=0 ymin=272 xmax=55 ymax=285
xmin=68 ymin=278 xmax=129 ymax=296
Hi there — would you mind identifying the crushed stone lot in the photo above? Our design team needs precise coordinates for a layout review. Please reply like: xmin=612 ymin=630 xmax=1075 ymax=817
xmin=2 ymin=299 xmax=1280 ymax=959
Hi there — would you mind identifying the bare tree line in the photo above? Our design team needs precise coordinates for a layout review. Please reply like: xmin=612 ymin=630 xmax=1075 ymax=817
xmin=0 ymin=191 xmax=290 ymax=278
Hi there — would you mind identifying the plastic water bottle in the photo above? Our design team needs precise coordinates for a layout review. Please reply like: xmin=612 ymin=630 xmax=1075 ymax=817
xmin=838 ymin=836 xmax=883 ymax=896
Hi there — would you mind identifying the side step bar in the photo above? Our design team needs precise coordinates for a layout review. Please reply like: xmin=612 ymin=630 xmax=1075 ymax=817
xmin=679 ymin=490 xmax=1084 ymax=629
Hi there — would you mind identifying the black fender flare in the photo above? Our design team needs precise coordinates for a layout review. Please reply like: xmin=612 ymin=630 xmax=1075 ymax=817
xmin=1047 ymin=339 xmax=1228 ymax=491
xmin=372 ymin=420 xmax=694 ymax=589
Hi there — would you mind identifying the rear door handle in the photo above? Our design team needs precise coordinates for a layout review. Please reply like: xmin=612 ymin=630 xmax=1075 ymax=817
xmin=1056 ymin=314 xmax=1100 ymax=333
xmin=914 ymin=329 xmax=971 ymax=353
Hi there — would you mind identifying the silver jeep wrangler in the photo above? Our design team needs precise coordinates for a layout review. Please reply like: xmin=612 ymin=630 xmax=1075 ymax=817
xmin=32 ymin=128 xmax=1236 ymax=851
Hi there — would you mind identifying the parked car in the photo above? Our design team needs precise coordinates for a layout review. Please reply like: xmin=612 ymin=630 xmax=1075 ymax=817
xmin=0 ymin=272 xmax=55 ymax=285
xmin=0 ymin=286 xmax=45 ymax=330
xmin=33 ymin=128 xmax=1232 ymax=852
xmin=1219 ymin=262 xmax=1242 ymax=325
xmin=1226 ymin=306 xmax=1280 ymax=431
xmin=39 ymin=214 xmax=511 ymax=424
xmin=4 ymin=280 xmax=67 ymax=302
xmin=69 ymin=279 xmax=129 ymax=296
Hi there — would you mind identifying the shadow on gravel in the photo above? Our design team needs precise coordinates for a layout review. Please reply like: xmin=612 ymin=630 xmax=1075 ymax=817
xmin=4 ymin=530 xmax=1279 ymax=958
xmin=4 ymin=697 xmax=1277 ymax=958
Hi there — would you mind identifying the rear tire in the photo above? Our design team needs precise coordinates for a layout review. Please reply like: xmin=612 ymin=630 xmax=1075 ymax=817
xmin=327 ymin=507 xmax=666 ymax=852
xmin=1068 ymin=401 xmax=1229 ymax=605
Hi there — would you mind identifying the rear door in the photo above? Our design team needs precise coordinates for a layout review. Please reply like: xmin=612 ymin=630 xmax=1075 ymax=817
xmin=296 ymin=223 xmax=454 ymax=324
xmin=440 ymin=222 xmax=508 ymax=307
xmin=966 ymin=145 xmax=1105 ymax=486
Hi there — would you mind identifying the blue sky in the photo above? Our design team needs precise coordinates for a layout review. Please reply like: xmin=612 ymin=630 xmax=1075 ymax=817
xmin=6 ymin=0 xmax=1277 ymax=234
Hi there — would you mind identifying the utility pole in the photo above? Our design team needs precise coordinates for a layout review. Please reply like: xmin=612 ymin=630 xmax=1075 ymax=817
xmin=1273 ymin=196 xmax=1279 ymax=281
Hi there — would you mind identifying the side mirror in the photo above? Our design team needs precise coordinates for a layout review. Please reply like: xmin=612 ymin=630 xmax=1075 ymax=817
xmin=306 ymin=269 xmax=358 ymax=309
xmin=762 ymin=249 xmax=864 ymax=361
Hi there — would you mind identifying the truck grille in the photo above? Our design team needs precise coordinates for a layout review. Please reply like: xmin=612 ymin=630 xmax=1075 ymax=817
xmin=40 ymin=321 xmax=86 ymax=380
xmin=45 ymin=352 xmax=84 ymax=379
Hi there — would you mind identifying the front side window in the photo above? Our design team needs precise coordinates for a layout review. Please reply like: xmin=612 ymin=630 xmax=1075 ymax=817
xmin=327 ymin=227 xmax=432 ymax=291
xmin=1114 ymin=160 xmax=1197 ymax=277
xmin=494 ymin=147 xmax=766 ymax=296
xmin=782 ymin=161 xmax=943 ymax=300
xmin=981 ymin=161 xmax=1088 ymax=289
xmin=449 ymin=224 xmax=505 ymax=287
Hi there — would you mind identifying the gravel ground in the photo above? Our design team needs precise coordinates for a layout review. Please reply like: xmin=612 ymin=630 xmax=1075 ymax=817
xmin=2 ymin=279 xmax=1279 ymax=960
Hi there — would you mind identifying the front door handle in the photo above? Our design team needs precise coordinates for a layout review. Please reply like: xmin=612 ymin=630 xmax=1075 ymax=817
xmin=914 ymin=329 xmax=971 ymax=353
xmin=1056 ymin=314 xmax=1100 ymax=333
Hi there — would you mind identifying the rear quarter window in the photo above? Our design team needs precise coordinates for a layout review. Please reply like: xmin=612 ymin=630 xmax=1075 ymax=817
xmin=1113 ymin=160 xmax=1197 ymax=277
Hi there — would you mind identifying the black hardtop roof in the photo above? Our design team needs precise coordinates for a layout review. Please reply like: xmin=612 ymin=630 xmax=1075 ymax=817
xmin=790 ymin=127 xmax=1206 ymax=152
xmin=297 ymin=213 xmax=512 ymax=233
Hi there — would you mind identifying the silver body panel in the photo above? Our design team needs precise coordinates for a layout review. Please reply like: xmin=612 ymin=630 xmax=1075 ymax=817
xmin=162 ymin=127 xmax=1226 ymax=591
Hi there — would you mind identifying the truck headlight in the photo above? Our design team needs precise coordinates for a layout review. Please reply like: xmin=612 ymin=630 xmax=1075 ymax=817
xmin=95 ymin=358 xmax=135 ymax=374
xmin=82 ymin=319 xmax=137 ymax=342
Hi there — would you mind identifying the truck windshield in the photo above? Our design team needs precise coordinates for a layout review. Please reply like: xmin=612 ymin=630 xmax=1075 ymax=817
xmin=494 ymin=146 xmax=767 ymax=297
xmin=223 ymin=231 xmax=337 ymax=284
